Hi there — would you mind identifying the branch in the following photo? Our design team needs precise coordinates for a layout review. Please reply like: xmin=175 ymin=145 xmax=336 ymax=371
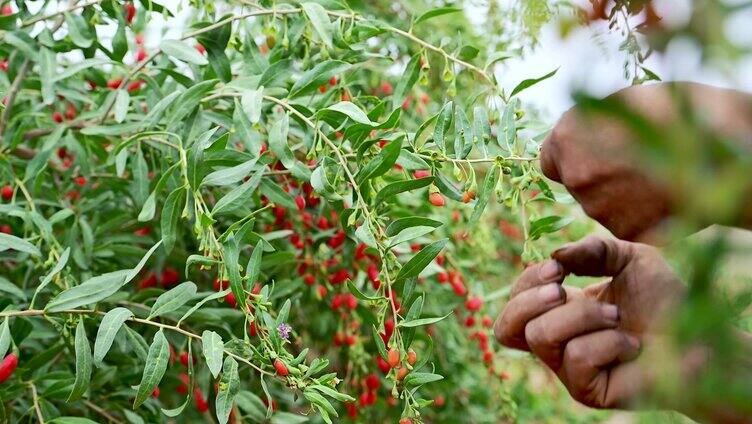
xmin=83 ymin=400 xmax=125 ymax=424
xmin=0 ymin=59 xmax=31 ymax=139
xmin=22 ymin=0 xmax=103 ymax=28
xmin=28 ymin=382 xmax=45 ymax=424
xmin=0 ymin=309 xmax=273 ymax=377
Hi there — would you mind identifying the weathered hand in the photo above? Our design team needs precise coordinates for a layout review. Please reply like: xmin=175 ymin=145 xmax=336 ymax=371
xmin=495 ymin=236 xmax=686 ymax=408
xmin=540 ymin=83 xmax=752 ymax=241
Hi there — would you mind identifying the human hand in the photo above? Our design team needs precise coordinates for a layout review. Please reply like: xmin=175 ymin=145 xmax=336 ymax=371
xmin=494 ymin=236 xmax=686 ymax=408
xmin=540 ymin=83 xmax=752 ymax=242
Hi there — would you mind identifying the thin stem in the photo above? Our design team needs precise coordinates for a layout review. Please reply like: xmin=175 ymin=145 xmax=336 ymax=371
xmin=22 ymin=0 xmax=102 ymax=27
xmin=28 ymin=382 xmax=45 ymax=424
xmin=0 ymin=309 xmax=273 ymax=377
xmin=83 ymin=399 xmax=124 ymax=424
xmin=0 ymin=59 xmax=30 ymax=138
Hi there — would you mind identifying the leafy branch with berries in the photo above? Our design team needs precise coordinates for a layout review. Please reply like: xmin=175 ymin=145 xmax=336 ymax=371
xmin=0 ymin=0 xmax=598 ymax=422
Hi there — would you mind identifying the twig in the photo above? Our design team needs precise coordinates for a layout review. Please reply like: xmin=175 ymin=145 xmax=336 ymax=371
xmin=22 ymin=0 xmax=102 ymax=27
xmin=0 ymin=59 xmax=31 ymax=139
xmin=83 ymin=400 xmax=125 ymax=424
xmin=0 ymin=309 xmax=273 ymax=377
xmin=28 ymin=382 xmax=45 ymax=424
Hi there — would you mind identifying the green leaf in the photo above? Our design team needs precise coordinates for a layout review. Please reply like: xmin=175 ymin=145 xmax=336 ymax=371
xmin=216 ymin=356 xmax=240 ymax=424
xmin=301 ymin=2 xmax=333 ymax=49
xmin=374 ymin=177 xmax=433 ymax=205
xmin=433 ymin=101 xmax=453 ymax=152
xmin=510 ymin=68 xmax=558 ymax=97
xmin=245 ymin=246 xmax=262 ymax=285
xmin=167 ymin=79 xmax=218 ymax=124
xmin=529 ymin=215 xmax=574 ymax=240
xmin=45 ymin=270 xmax=129 ymax=312
xmin=48 ymin=418 xmax=100 ymax=424
xmin=68 ymin=320 xmax=92 ymax=402
xmin=148 ymin=282 xmax=197 ymax=319
xmin=319 ymin=102 xmax=376 ymax=126
xmin=347 ymin=280 xmax=381 ymax=302
xmin=240 ymin=87 xmax=264 ymax=124
xmin=269 ymin=113 xmax=294 ymax=169
xmin=303 ymin=389 xmax=337 ymax=417
xmin=32 ymin=247 xmax=70 ymax=308
xmin=393 ymin=53 xmax=421 ymax=105
xmin=202 ymin=157 xmax=259 ymax=187
xmin=124 ymin=240 xmax=164 ymax=283
xmin=142 ymin=91 xmax=181 ymax=129
xmin=372 ymin=325 xmax=388 ymax=360
xmin=403 ymin=372 xmax=444 ymax=387
xmin=223 ymin=235 xmax=245 ymax=311
xmin=114 ymin=90 xmax=130 ymax=123
xmin=308 ymin=384 xmax=355 ymax=402
xmin=259 ymin=179 xmax=297 ymax=209
xmin=0 ymin=318 xmax=11 ymax=359
xmin=64 ymin=12 xmax=94 ymax=48
xmin=112 ymin=20 xmax=127 ymax=61
xmin=236 ymin=391 xmax=267 ymax=422
xmin=356 ymin=135 xmax=401 ymax=184
xmin=179 ymin=289 xmax=230 ymax=324
xmin=212 ymin=167 xmax=265 ymax=216
xmin=468 ymin=165 xmax=500 ymax=228
xmin=290 ymin=60 xmax=351 ymax=98
xmin=134 ymin=330 xmax=170 ymax=408
xmin=354 ymin=224 xmax=377 ymax=248
xmin=202 ymin=330 xmax=224 ymax=378
xmin=398 ymin=312 xmax=452 ymax=328
xmin=160 ymin=187 xmax=185 ymax=254
xmin=385 ymin=217 xmax=443 ymax=237
xmin=453 ymin=106 xmax=473 ymax=159
xmin=161 ymin=39 xmax=209 ymax=65
xmin=138 ymin=163 xmax=180 ymax=221
xmin=94 ymin=307 xmax=133 ymax=366
xmin=395 ymin=238 xmax=448 ymax=281
xmin=414 ymin=7 xmax=462 ymax=25
xmin=388 ymin=225 xmax=438 ymax=248
xmin=0 ymin=233 xmax=41 ymax=256
xmin=39 ymin=47 xmax=56 ymax=105
xmin=0 ymin=276 xmax=24 ymax=300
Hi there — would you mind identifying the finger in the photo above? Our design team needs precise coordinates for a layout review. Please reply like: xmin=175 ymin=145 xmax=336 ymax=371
xmin=494 ymin=283 xmax=566 ymax=351
xmin=552 ymin=235 xmax=634 ymax=277
xmin=509 ymin=259 xmax=564 ymax=299
xmin=559 ymin=329 xmax=641 ymax=408
xmin=583 ymin=280 xmax=612 ymax=302
xmin=540 ymin=131 xmax=562 ymax=183
xmin=525 ymin=299 xmax=620 ymax=370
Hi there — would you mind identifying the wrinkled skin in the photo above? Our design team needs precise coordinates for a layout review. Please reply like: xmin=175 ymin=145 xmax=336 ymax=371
xmin=494 ymin=236 xmax=686 ymax=408
xmin=540 ymin=82 xmax=752 ymax=242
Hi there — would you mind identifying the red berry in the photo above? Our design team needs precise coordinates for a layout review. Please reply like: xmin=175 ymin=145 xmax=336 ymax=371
xmin=65 ymin=103 xmax=77 ymax=120
xmin=345 ymin=293 xmax=358 ymax=310
xmin=74 ymin=176 xmax=87 ymax=187
xmin=329 ymin=76 xmax=337 ymax=86
xmin=437 ymin=272 xmax=449 ymax=283
xmin=273 ymin=359 xmax=289 ymax=376
xmin=330 ymin=294 xmax=343 ymax=310
xmin=294 ymin=195 xmax=306 ymax=210
xmin=124 ymin=2 xmax=136 ymax=24
xmin=52 ymin=111 xmax=64 ymax=123
xmin=317 ymin=216 xmax=330 ymax=230
xmin=152 ymin=387 xmax=160 ymax=398
xmin=345 ymin=335 xmax=356 ymax=346
xmin=328 ymin=230 xmax=346 ymax=249
xmin=434 ymin=394 xmax=445 ymax=407
xmin=138 ymin=272 xmax=158 ymax=289
xmin=387 ymin=348 xmax=400 ymax=368
xmin=194 ymin=388 xmax=209 ymax=412
xmin=0 ymin=225 xmax=11 ymax=235
xmin=483 ymin=350 xmax=493 ymax=363
xmin=428 ymin=192 xmax=445 ymax=207
xmin=226 ymin=292 xmax=237 ymax=308
xmin=135 ymin=47 xmax=147 ymax=62
xmin=380 ymin=81 xmax=393 ymax=95
xmin=135 ymin=33 xmax=144 ymax=45
xmin=159 ymin=267 xmax=180 ymax=287
xmin=399 ymin=419 xmax=413 ymax=424
xmin=365 ymin=373 xmax=380 ymax=390
xmin=413 ymin=170 xmax=431 ymax=179
xmin=451 ymin=279 xmax=467 ymax=297
xmin=213 ymin=278 xmax=229 ymax=291
xmin=465 ymin=296 xmax=483 ymax=312
xmin=406 ymin=350 xmax=417 ymax=366
xmin=316 ymin=285 xmax=327 ymax=298
xmin=395 ymin=367 xmax=408 ymax=380
xmin=107 ymin=78 xmax=123 ymax=89
xmin=0 ymin=354 xmax=18 ymax=383
xmin=482 ymin=315 xmax=494 ymax=328
xmin=195 ymin=43 xmax=206 ymax=54
xmin=436 ymin=254 xmax=445 ymax=267
xmin=1 ymin=5 xmax=12 ymax=15
xmin=346 ymin=402 xmax=358 ymax=418
xmin=376 ymin=355 xmax=390 ymax=374
xmin=318 ymin=85 xmax=327 ymax=94
xmin=0 ymin=60 xmax=8 ymax=72
xmin=179 ymin=352 xmax=190 ymax=367
xmin=303 ymin=274 xmax=315 ymax=286
xmin=127 ymin=80 xmax=143 ymax=93
xmin=465 ymin=316 xmax=476 ymax=327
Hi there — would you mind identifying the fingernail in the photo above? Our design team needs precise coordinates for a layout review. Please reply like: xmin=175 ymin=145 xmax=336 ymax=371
xmin=601 ymin=304 xmax=619 ymax=322
xmin=539 ymin=283 xmax=563 ymax=304
xmin=538 ymin=260 xmax=562 ymax=281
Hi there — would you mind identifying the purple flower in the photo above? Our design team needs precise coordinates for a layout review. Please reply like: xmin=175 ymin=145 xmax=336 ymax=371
xmin=277 ymin=323 xmax=292 ymax=340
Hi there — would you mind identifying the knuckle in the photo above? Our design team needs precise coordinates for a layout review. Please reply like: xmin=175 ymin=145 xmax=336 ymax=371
xmin=524 ymin=319 xmax=552 ymax=350
xmin=563 ymin=339 xmax=592 ymax=368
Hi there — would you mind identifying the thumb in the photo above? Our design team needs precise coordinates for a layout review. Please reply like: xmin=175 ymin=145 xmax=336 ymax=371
xmin=552 ymin=236 xmax=634 ymax=277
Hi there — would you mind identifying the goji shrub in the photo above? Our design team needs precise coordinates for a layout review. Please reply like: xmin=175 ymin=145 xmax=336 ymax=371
xmin=0 ymin=0 xmax=634 ymax=422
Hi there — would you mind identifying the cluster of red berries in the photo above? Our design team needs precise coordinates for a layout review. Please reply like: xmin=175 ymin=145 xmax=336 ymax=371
xmin=137 ymin=267 xmax=181 ymax=289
